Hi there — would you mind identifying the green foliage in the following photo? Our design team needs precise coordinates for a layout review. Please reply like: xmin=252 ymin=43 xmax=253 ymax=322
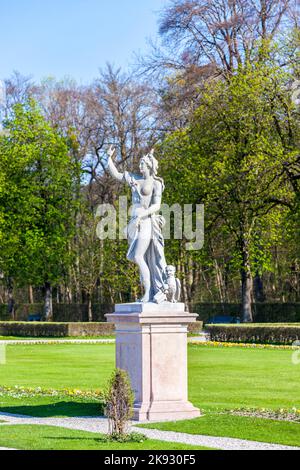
xmin=0 ymin=425 xmax=205 ymax=450
xmin=192 ymin=61 xmax=295 ymax=268
xmin=105 ymin=368 xmax=134 ymax=437
xmin=206 ymin=324 xmax=300 ymax=345
xmin=158 ymin=52 xmax=299 ymax=312
xmin=0 ymin=321 xmax=115 ymax=337
xmin=0 ymin=101 xmax=80 ymax=288
xmin=106 ymin=431 xmax=147 ymax=443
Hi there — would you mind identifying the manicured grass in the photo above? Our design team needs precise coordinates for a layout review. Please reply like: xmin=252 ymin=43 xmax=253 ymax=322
xmin=0 ymin=396 xmax=102 ymax=417
xmin=0 ymin=425 xmax=212 ymax=450
xmin=188 ymin=345 xmax=300 ymax=411
xmin=0 ymin=343 xmax=115 ymax=390
xmin=139 ymin=413 xmax=300 ymax=448
xmin=1 ymin=343 xmax=299 ymax=411
xmin=1 ymin=342 xmax=300 ymax=448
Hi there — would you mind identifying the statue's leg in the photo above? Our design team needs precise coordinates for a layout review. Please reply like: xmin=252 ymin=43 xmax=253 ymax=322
xmin=132 ymin=218 xmax=152 ymax=302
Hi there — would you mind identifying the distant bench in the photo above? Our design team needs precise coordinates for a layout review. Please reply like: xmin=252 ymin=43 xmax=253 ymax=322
xmin=206 ymin=315 xmax=241 ymax=325
xmin=28 ymin=314 xmax=42 ymax=322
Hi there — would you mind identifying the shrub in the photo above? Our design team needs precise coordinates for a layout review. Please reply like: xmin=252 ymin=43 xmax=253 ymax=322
xmin=188 ymin=321 xmax=203 ymax=334
xmin=105 ymin=431 xmax=147 ymax=443
xmin=206 ymin=324 xmax=300 ymax=345
xmin=105 ymin=369 xmax=134 ymax=437
xmin=0 ymin=322 xmax=115 ymax=337
xmin=0 ymin=320 xmax=200 ymax=337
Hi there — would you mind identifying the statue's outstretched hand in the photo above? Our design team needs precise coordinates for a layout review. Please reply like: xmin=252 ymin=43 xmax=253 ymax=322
xmin=107 ymin=145 xmax=116 ymax=159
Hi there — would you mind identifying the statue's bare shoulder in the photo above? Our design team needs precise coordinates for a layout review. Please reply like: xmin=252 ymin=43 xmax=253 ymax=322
xmin=153 ymin=179 xmax=163 ymax=196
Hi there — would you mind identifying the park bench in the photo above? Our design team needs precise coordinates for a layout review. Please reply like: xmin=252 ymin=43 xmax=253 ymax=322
xmin=27 ymin=314 xmax=42 ymax=322
xmin=206 ymin=315 xmax=241 ymax=324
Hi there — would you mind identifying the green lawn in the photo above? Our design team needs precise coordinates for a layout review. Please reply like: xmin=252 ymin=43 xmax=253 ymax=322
xmin=139 ymin=413 xmax=300 ymax=448
xmin=1 ymin=343 xmax=299 ymax=411
xmin=0 ymin=342 xmax=299 ymax=448
xmin=188 ymin=344 xmax=300 ymax=411
xmin=0 ymin=425 xmax=212 ymax=450
xmin=0 ymin=343 xmax=115 ymax=390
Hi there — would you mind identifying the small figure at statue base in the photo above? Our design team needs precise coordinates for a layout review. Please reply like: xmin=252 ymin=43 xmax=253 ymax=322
xmin=164 ymin=265 xmax=181 ymax=303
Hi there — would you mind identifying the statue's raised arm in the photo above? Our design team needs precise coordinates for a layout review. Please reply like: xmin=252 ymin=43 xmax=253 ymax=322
xmin=105 ymin=146 xmax=124 ymax=183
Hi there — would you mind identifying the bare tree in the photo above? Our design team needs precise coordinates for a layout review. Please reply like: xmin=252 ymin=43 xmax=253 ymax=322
xmin=85 ymin=65 xmax=159 ymax=208
xmin=93 ymin=65 xmax=157 ymax=166
xmin=4 ymin=71 xmax=37 ymax=114
xmin=156 ymin=0 xmax=293 ymax=76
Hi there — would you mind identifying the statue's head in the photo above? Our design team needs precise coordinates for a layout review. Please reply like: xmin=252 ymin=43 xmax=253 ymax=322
xmin=139 ymin=149 xmax=159 ymax=177
xmin=166 ymin=265 xmax=176 ymax=277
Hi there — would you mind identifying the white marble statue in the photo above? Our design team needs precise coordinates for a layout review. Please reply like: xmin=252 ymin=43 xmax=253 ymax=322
xmin=104 ymin=146 xmax=181 ymax=304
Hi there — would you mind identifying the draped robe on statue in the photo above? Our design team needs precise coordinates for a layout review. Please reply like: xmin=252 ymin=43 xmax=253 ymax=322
xmin=123 ymin=171 xmax=167 ymax=302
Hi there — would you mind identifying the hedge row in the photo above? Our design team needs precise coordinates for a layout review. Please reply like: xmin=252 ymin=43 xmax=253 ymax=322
xmin=194 ymin=303 xmax=300 ymax=323
xmin=0 ymin=321 xmax=203 ymax=337
xmin=0 ymin=304 xmax=113 ymax=322
xmin=0 ymin=322 xmax=115 ymax=338
xmin=2 ymin=302 xmax=300 ymax=323
xmin=0 ymin=304 xmax=10 ymax=321
xmin=206 ymin=324 xmax=300 ymax=345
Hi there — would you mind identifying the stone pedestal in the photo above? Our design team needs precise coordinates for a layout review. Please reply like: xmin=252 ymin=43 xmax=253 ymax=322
xmin=106 ymin=303 xmax=201 ymax=422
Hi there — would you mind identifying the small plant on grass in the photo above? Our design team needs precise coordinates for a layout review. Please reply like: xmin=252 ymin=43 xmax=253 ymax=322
xmin=104 ymin=368 xmax=146 ymax=442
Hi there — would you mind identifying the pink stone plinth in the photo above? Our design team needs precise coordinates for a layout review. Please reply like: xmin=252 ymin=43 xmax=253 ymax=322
xmin=106 ymin=303 xmax=201 ymax=422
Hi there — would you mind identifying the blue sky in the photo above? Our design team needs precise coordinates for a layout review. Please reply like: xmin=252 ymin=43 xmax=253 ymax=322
xmin=1 ymin=0 xmax=167 ymax=83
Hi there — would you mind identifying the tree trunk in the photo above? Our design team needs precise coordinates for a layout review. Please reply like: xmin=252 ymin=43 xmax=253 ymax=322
xmin=87 ymin=293 xmax=93 ymax=322
xmin=28 ymin=285 xmax=34 ymax=304
xmin=241 ymin=269 xmax=253 ymax=322
xmin=181 ymin=264 xmax=189 ymax=311
xmin=184 ymin=257 xmax=193 ymax=312
xmin=240 ymin=238 xmax=253 ymax=323
xmin=214 ymin=259 xmax=225 ymax=307
xmin=7 ymin=278 xmax=15 ymax=320
xmin=254 ymin=272 xmax=265 ymax=302
xmin=66 ymin=285 xmax=73 ymax=304
xmin=44 ymin=282 xmax=53 ymax=321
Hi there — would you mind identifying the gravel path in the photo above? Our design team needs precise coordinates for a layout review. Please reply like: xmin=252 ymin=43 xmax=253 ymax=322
xmin=0 ymin=412 xmax=298 ymax=451
xmin=189 ymin=333 xmax=210 ymax=342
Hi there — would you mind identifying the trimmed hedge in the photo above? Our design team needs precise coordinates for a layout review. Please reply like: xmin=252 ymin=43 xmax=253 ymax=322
xmin=0 ymin=322 xmax=115 ymax=338
xmin=206 ymin=324 xmax=300 ymax=345
xmin=0 ymin=304 xmax=10 ymax=321
xmin=194 ymin=303 xmax=300 ymax=323
xmin=0 ymin=303 xmax=113 ymax=322
xmin=2 ymin=301 xmax=300 ymax=324
xmin=0 ymin=321 xmax=202 ymax=337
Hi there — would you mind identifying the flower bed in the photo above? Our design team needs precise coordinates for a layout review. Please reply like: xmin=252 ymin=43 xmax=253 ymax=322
xmin=0 ymin=385 xmax=103 ymax=401
xmin=228 ymin=408 xmax=300 ymax=423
